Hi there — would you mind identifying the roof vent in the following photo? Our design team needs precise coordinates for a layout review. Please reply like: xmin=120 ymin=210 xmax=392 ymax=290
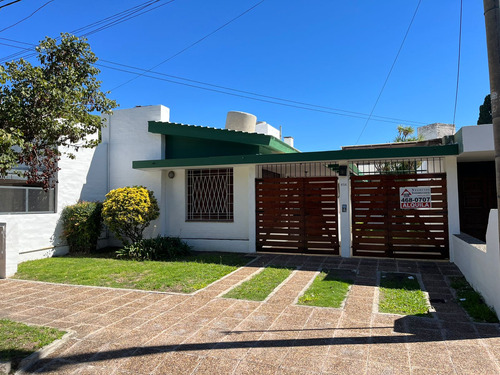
xmin=225 ymin=111 xmax=256 ymax=133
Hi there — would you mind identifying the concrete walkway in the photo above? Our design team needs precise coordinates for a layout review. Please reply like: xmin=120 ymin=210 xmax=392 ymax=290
xmin=1 ymin=255 xmax=500 ymax=374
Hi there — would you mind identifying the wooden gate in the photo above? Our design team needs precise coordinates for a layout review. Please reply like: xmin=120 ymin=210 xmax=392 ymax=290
xmin=256 ymin=177 xmax=339 ymax=255
xmin=351 ymin=173 xmax=449 ymax=259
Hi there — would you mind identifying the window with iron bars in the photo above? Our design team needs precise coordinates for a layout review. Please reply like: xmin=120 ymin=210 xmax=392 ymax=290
xmin=186 ymin=168 xmax=233 ymax=222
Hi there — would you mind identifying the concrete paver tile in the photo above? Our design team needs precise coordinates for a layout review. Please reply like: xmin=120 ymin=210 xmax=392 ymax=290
xmin=366 ymin=361 xmax=411 ymax=375
xmin=448 ymin=344 xmax=500 ymax=374
xmin=233 ymin=359 xmax=279 ymax=375
xmin=153 ymin=352 xmax=202 ymax=375
xmin=192 ymin=356 xmax=240 ymax=375
xmin=322 ymin=356 xmax=368 ymax=375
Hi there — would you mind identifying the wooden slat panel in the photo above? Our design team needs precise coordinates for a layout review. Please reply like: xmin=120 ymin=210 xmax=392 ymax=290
xmin=351 ymin=173 xmax=449 ymax=260
xmin=256 ymin=176 xmax=339 ymax=255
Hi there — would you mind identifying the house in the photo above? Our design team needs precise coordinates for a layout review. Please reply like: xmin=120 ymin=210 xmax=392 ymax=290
xmin=1 ymin=104 xmax=499 ymax=314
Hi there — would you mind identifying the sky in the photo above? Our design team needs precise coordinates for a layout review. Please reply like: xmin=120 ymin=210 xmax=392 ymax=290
xmin=0 ymin=0 xmax=491 ymax=152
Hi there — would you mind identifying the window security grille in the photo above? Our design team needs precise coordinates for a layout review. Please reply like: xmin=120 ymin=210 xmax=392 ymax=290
xmin=187 ymin=168 xmax=233 ymax=221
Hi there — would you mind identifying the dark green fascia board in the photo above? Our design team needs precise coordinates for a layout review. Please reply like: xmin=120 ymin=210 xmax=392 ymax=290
xmin=148 ymin=121 xmax=298 ymax=154
xmin=133 ymin=144 xmax=459 ymax=169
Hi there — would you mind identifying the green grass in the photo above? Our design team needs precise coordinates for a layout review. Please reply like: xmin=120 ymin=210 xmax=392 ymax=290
xmin=298 ymin=270 xmax=353 ymax=308
xmin=223 ymin=266 xmax=292 ymax=301
xmin=14 ymin=252 xmax=250 ymax=293
xmin=0 ymin=319 xmax=65 ymax=371
xmin=449 ymin=276 xmax=499 ymax=323
xmin=379 ymin=273 xmax=429 ymax=316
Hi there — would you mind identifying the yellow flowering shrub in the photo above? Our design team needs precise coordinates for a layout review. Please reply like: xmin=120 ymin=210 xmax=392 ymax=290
xmin=102 ymin=186 xmax=160 ymax=244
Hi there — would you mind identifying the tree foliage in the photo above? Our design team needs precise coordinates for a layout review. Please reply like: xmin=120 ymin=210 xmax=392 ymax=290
xmin=0 ymin=33 xmax=117 ymax=189
xmin=477 ymin=94 xmax=492 ymax=125
xmin=102 ymin=186 xmax=160 ymax=245
xmin=61 ymin=201 xmax=103 ymax=254
xmin=393 ymin=125 xmax=421 ymax=142
xmin=375 ymin=125 xmax=422 ymax=174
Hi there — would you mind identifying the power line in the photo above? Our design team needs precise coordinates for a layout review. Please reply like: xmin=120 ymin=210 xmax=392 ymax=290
xmin=82 ymin=0 xmax=176 ymax=37
xmin=452 ymin=0 xmax=463 ymax=125
xmin=98 ymin=62 xmax=426 ymax=125
xmin=110 ymin=0 xmax=267 ymax=91
xmin=0 ymin=35 xmax=428 ymax=125
xmin=0 ymin=0 xmax=53 ymax=33
xmin=102 ymin=59 xmax=426 ymax=125
xmin=0 ymin=0 xmax=175 ymax=63
xmin=0 ymin=0 xmax=21 ymax=10
xmin=355 ymin=0 xmax=422 ymax=144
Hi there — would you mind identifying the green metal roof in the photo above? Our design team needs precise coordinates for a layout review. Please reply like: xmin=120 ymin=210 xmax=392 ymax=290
xmin=148 ymin=121 xmax=298 ymax=155
xmin=133 ymin=144 xmax=459 ymax=170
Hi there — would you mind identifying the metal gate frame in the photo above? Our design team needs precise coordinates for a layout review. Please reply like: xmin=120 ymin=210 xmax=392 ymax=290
xmin=256 ymin=176 xmax=339 ymax=255
xmin=351 ymin=173 xmax=449 ymax=259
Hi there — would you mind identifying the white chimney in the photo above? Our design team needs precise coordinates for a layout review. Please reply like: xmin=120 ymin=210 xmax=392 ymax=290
xmin=283 ymin=136 xmax=294 ymax=147
xmin=225 ymin=111 xmax=256 ymax=133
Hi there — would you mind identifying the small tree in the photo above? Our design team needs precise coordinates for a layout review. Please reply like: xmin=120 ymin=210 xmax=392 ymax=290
xmin=477 ymin=94 xmax=492 ymax=125
xmin=102 ymin=186 xmax=160 ymax=244
xmin=0 ymin=33 xmax=117 ymax=189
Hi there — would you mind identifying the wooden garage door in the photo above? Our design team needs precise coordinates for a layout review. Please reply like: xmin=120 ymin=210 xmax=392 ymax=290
xmin=351 ymin=173 xmax=449 ymax=259
xmin=256 ymin=177 xmax=339 ymax=255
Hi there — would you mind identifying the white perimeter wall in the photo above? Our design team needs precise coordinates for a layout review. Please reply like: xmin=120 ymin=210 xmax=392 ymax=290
xmin=164 ymin=165 xmax=256 ymax=253
xmin=453 ymin=209 xmax=500 ymax=317
xmin=0 ymin=139 xmax=108 ymax=277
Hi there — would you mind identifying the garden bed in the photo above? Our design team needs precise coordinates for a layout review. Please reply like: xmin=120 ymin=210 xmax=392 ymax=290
xmin=223 ymin=266 xmax=292 ymax=301
xmin=298 ymin=269 xmax=353 ymax=308
xmin=13 ymin=251 xmax=251 ymax=293
xmin=378 ymin=272 xmax=430 ymax=316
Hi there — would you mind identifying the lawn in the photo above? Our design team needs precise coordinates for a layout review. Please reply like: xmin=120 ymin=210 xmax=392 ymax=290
xmin=223 ymin=266 xmax=292 ymax=301
xmin=298 ymin=270 xmax=353 ymax=308
xmin=379 ymin=272 xmax=429 ymax=316
xmin=449 ymin=276 xmax=498 ymax=323
xmin=0 ymin=319 xmax=65 ymax=372
xmin=13 ymin=252 xmax=251 ymax=293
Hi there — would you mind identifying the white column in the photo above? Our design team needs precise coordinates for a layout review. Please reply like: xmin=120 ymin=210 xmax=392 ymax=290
xmin=445 ymin=156 xmax=460 ymax=262
xmin=339 ymin=163 xmax=351 ymax=258
xmin=248 ymin=165 xmax=256 ymax=253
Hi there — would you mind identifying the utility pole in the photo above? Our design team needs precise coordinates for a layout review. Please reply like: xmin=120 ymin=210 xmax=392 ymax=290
xmin=483 ymin=0 xmax=500 ymax=237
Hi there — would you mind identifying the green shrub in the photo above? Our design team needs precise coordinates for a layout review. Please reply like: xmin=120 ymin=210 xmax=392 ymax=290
xmin=102 ymin=186 xmax=160 ymax=244
xmin=116 ymin=236 xmax=191 ymax=261
xmin=61 ymin=201 xmax=103 ymax=254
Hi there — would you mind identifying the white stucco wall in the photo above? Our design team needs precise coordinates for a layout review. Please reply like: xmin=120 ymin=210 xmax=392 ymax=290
xmin=164 ymin=165 xmax=255 ymax=253
xmin=453 ymin=209 xmax=500 ymax=317
xmin=0 ymin=140 xmax=108 ymax=277
xmin=102 ymin=105 xmax=169 ymax=243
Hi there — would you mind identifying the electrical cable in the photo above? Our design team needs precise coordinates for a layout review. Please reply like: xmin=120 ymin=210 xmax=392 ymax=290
xmin=110 ymin=0 xmax=266 ymax=91
xmin=0 ymin=0 xmax=21 ymax=10
xmin=0 ymin=36 xmax=428 ymax=125
xmin=98 ymin=62 xmax=425 ymax=125
xmin=452 ymin=0 xmax=463 ymax=125
xmin=101 ymin=59 xmax=426 ymax=125
xmin=0 ymin=0 xmax=173 ymax=63
xmin=354 ymin=0 xmax=422 ymax=144
xmin=0 ymin=0 xmax=54 ymax=33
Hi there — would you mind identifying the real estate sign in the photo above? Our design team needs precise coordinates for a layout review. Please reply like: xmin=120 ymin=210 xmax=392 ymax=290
xmin=399 ymin=187 xmax=431 ymax=209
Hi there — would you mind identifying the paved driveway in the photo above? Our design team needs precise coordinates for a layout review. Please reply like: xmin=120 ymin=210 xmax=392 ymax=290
xmin=1 ymin=255 xmax=500 ymax=374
